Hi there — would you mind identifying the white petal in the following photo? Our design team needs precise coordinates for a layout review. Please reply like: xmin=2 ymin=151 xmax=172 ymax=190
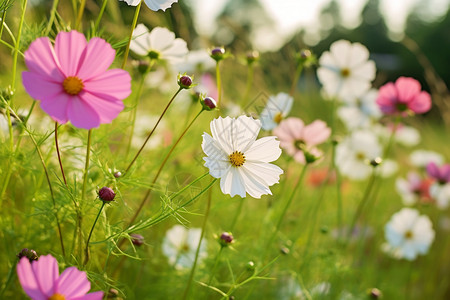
xmin=130 ymin=24 xmax=151 ymax=56
xmin=245 ymin=136 xmax=282 ymax=163
xmin=220 ymin=168 xmax=246 ymax=198
xmin=161 ymin=38 xmax=188 ymax=62
xmin=149 ymin=27 xmax=176 ymax=52
xmin=144 ymin=0 xmax=178 ymax=11
xmin=242 ymin=162 xmax=283 ymax=187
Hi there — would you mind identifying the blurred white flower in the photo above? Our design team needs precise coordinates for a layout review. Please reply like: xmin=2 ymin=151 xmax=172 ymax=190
xmin=429 ymin=182 xmax=450 ymax=209
xmin=278 ymin=277 xmax=330 ymax=300
xmin=173 ymin=50 xmax=216 ymax=74
xmin=337 ymin=89 xmax=381 ymax=130
xmin=162 ymin=225 xmax=207 ymax=270
xmin=410 ymin=150 xmax=444 ymax=168
xmin=122 ymin=0 xmax=178 ymax=11
xmin=260 ymin=92 xmax=293 ymax=131
xmin=396 ymin=172 xmax=432 ymax=206
xmin=384 ymin=208 xmax=434 ymax=260
xmin=317 ymin=40 xmax=376 ymax=100
xmin=374 ymin=124 xmax=421 ymax=147
xmin=379 ymin=159 xmax=398 ymax=178
xmin=335 ymin=130 xmax=381 ymax=180
xmin=132 ymin=114 xmax=171 ymax=150
xmin=202 ymin=115 xmax=283 ymax=198
xmin=130 ymin=25 xmax=188 ymax=64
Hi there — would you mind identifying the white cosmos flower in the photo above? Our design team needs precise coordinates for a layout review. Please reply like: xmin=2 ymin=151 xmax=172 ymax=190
xmin=174 ymin=50 xmax=216 ymax=74
xmin=384 ymin=208 xmax=435 ymax=260
xmin=202 ymin=115 xmax=283 ymax=198
xmin=130 ymin=24 xmax=188 ymax=64
xmin=337 ymin=89 xmax=381 ymax=130
xmin=410 ymin=150 xmax=444 ymax=168
xmin=317 ymin=40 xmax=376 ymax=100
xmin=335 ymin=130 xmax=381 ymax=180
xmin=430 ymin=182 xmax=450 ymax=209
xmin=374 ymin=124 xmax=421 ymax=148
xmin=122 ymin=0 xmax=178 ymax=11
xmin=260 ymin=92 xmax=293 ymax=131
xmin=162 ymin=225 xmax=207 ymax=270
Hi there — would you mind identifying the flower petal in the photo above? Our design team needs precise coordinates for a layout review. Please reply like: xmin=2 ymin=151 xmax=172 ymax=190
xmin=67 ymin=96 xmax=101 ymax=129
xmin=72 ymin=291 xmax=104 ymax=300
xmin=31 ymin=254 xmax=59 ymax=297
xmin=83 ymin=69 xmax=132 ymax=100
xmin=302 ymin=120 xmax=331 ymax=146
xmin=245 ymin=136 xmax=281 ymax=163
xmin=40 ymin=93 xmax=70 ymax=124
xmin=78 ymin=92 xmax=124 ymax=124
xmin=161 ymin=38 xmax=188 ymax=62
xmin=24 ymin=36 xmax=64 ymax=81
xmin=77 ymin=37 xmax=116 ymax=80
xmin=54 ymin=31 xmax=87 ymax=76
xmin=409 ymin=91 xmax=431 ymax=114
xmin=242 ymin=162 xmax=283 ymax=188
xmin=395 ymin=77 xmax=421 ymax=103
xmin=130 ymin=24 xmax=151 ymax=56
xmin=149 ymin=27 xmax=176 ymax=52
xmin=56 ymin=267 xmax=90 ymax=298
xmin=144 ymin=0 xmax=178 ymax=11
xmin=17 ymin=258 xmax=47 ymax=300
xmin=220 ymin=168 xmax=246 ymax=198
xmin=22 ymin=71 xmax=63 ymax=100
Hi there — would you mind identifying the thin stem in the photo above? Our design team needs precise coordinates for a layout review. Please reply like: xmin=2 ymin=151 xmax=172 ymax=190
xmin=208 ymin=246 xmax=224 ymax=285
xmin=75 ymin=0 xmax=86 ymax=30
xmin=84 ymin=202 xmax=106 ymax=265
xmin=215 ymin=61 xmax=222 ymax=110
xmin=125 ymin=87 xmax=182 ymax=174
xmin=55 ymin=122 xmax=67 ymax=185
xmin=242 ymin=63 xmax=254 ymax=106
xmin=11 ymin=0 xmax=28 ymax=92
xmin=94 ymin=0 xmax=108 ymax=34
xmin=121 ymin=0 xmax=142 ymax=69
xmin=125 ymin=69 xmax=151 ymax=159
xmin=289 ymin=64 xmax=303 ymax=97
xmin=230 ymin=198 xmax=245 ymax=232
xmin=0 ymin=9 xmax=6 ymax=39
xmin=44 ymin=0 xmax=59 ymax=35
xmin=182 ymin=191 xmax=212 ymax=300
xmin=81 ymin=129 xmax=92 ymax=201
xmin=126 ymin=109 xmax=203 ymax=227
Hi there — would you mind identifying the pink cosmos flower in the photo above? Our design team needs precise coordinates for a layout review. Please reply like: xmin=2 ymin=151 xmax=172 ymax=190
xmin=376 ymin=77 xmax=431 ymax=116
xmin=273 ymin=117 xmax=331 ymax=164
xmin=17 ymin=254 xmax=103 ymax=300
xmin=426 ymin=162 xmax=450 ymax=184
xmin=22 ymin=31 xmax=131 ymax=129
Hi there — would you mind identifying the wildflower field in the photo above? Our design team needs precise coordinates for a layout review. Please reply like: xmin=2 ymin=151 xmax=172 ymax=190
xmin=1 ymin=0 xmax=450 ymax=299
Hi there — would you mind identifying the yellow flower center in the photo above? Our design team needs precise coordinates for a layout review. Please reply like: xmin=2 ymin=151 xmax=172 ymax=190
xmin=48 ymin=293 xmax=66 ymax=300
xmin=340 ymin=68 xmax=350 ymax=77
xmin=273 ymin=112 xmax=283 ymax=124
xmin=63 ymin=76 xmax=84 ymax=95
xmin=404 ymin=230 xmax=414 ymax=240
xmin=229 ymin=151 xmax=245 ymax=167
xmin=356 ymin=152 xmax=365 ymax=161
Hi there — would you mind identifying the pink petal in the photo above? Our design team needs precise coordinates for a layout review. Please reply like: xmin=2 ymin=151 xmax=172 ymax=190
xmin=409 ymin=91 xmax=431 ymax=114
xmin=54 ymin=31 xmax=87 ymax=77
xmin=302 ymin=120 xmax=331 ymax=146
xmin=40 ymin=93 xmax=71 ymax=124
xmin=79 ymin=92 xmax=124 ymax=123
xmin=17 ymin=258 xmax=46 ymax=300
xmin=426 ymin=162 xmax=439 ymax=179
xmin=83 ymin=69 xmax=131 ymax=100
xmin=395 ymin=77 xmax=421 ymax=103
xmin=67 ymin=96 xmax=101 ymax=129
xmin=77 ymin=37 xmax=116 ymax=80
xmin=56 ymin=267 xmax=90 ymax=298
xmin=24 ymin=37 xmax=64 ymax=81
xmin=274 ymin=117 xmax=304 ymax=141
xmin=31 ymin=254 xmax=59 ymax=297
xmin=72 ymin=291 xmax=104 ymax=300
xmin=293 ymin=150 xmax=306 ymax=164
xmin=22 ymin=71 xmax=63 ymax=100
xmin=376 ymin=82 xmax=397 ymax=114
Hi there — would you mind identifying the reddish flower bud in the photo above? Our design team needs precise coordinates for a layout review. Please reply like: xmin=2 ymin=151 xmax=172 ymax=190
xmin=220 ymin=232 xmax=234 ymax=245
xmin=130 ymin=234 xmax=144 ymax=246
xmin=210 ymin=47 xmax=226 ymax=61
xmin=202 ymin=96 xmax=217 ymax=111
xmin=98 ymin=187 xmax=116 ymax=202
xmin=17 ymin=248 xmax=38 ymax=262
xmin=178 ymin=75 xmax=193 ymax=89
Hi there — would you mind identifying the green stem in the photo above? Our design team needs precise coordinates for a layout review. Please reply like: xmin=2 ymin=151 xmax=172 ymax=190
xmin=125 ymin=68 xmax=151 ymax=159
xmin=289 ymin=64 xmax=303 ymax=97
xmin=94 ymin=0 xmax=108 ymax=34
xmin=45 ymin=0 xmax=59 ymax=35
xmin=182 ymin=190 xmax=212 ymax=300
xmin=121 ymin=0 xmax=142 ymax=69
xmin=208 ymin=246 xmax=224 ymax=285
xmin=215 ymin=61 xmax=222 ymax=111
xmin=242 ymin=63 xmax=254 ymax=106
xmin=0 ymin=9 xmax=6 ymax=40
xmin=81 ymin=129 xmax=92 ymax=201
xmin=84 ymin=202 xmax=106 ymax=265
xmin=230 ymin=198 xmax=245 ymax=232
xmin=75 ymin=0 xmax=86 ymax=30
xmin=11 ymin=0 xmax=28 ymax=92
xmin=125 ymin=87 xmax=182 ymax=174
xmin=55 ymin=122 xmax=67 ymax=185
xmin=126 ymin=109 xmax=203 ymax=227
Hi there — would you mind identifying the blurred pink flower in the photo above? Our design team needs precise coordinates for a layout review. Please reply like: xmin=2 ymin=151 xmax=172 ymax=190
xmin=22 ymin=30 xmax=131 ymax=129
xmin=17 ymin=254 xmax=103 ymax=300
xmin=376 ymin=77 xmax=431 ymax=116
xmin=426 ymin=162 xmax=450 ymax=184
xmin=273 ymin=117 xmax=331 ymax=164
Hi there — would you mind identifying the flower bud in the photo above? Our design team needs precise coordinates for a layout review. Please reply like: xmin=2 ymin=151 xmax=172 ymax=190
xmin=107 ymin=288 xmax=121 ymax=299
xmin=114 ymin=171 xmax=122 ymax=178
xmin=296 ymin=49 xmax=316 ymax=67
xmin=280 ymin=247 xmax=290 ymax=255
xmin=98 ymin=187 xmax=116 ymax=202
xmin=17 ymin=248 xmax=38 ymax=262
xmin=202 ymin=96 xmax=217 ymax=111
xmin=369 ymin=288 xmax=382 ymax=299
xmin=246 ymin=50 xmax=259 ymax=65
xmin=219 ymin=232 xmax=234 ymax=246
xmin=210 ymin=47 xmax=226 ymax=62
xmin=370 ymin=157 xmax=382 ymax=167
xmin=246 ymin=261 xmax=255 ymax=271
xmin=178 ymin=74 xmax=193 ymax=89
xmin=131 ymin=234 xmax=144 ymax=246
